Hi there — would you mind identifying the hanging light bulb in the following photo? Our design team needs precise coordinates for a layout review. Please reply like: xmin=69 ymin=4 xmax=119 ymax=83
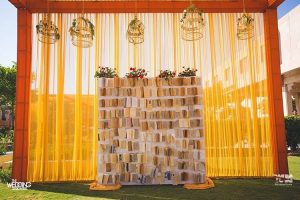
xmin=180 ymin=4 xmax=205 ymax=41
xmin=127 ymin=15 xmax=145 ymax=45
xmin=237 ymin=0 xmax=255 ymax=40
xmin=36 ymin=14 xmax=60 ymax=44
xmin=69 ymin=16 xmax=95 ymax=48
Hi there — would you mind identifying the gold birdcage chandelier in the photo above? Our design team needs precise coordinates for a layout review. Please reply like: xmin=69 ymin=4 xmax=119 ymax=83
xmin=237 ymin=0 xmax=254 ymax=40
xmin=180 ymin=4 xmax=205 ymax=41
xmin=237 ymin=13 xmax=254 ymax=40
xmin=127 ymin=15 xmax=145 ymax=45
xmin=36 ymin=14 xmax=60 ymax=44
xmin=69 ymin=17 xmax=95 ymax=48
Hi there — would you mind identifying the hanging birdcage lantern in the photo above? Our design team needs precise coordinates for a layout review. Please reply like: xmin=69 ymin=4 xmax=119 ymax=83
xmin=127 ymin=15 xmax=145 ymax=45
xmin=180 ymin=4 xmax=205 ymax=41
xmin=237 ymin=13 xmax=254 ymax=40
xmin=69 ymin=17 xmax=94 ymax=48
xmin=36 ymin=14 xmax=60 ymax=44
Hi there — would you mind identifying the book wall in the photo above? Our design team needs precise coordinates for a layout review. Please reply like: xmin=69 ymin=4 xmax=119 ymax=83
xmin=97 ymin=77 xmax=205 ymax=185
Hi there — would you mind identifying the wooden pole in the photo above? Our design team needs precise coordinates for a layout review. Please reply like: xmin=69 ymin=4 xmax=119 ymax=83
xmin=12 ymin=8 xmax=32 ymax=181
xmin=264 ymin=8 xmax=289 ymax=174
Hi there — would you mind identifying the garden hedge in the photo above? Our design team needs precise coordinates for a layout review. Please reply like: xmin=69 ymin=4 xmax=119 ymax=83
xmin=285 ymin=116 xmax=300 ymax=151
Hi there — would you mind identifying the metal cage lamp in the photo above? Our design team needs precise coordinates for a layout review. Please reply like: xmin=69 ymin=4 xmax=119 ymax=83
xmin=127 ymin=15 xmax=145 ymax=45
xmin=237 ymin=0 xmax=255 ymax=40
xmin=69 ymin=17 xmax=94 ymax=48
xmin=237 ymin=13 xmax=254 ymax=40
xmin=180 ymin=4 xmax=205 ymax=41
xmin=36 ymin=14 xmax=60 ymax=44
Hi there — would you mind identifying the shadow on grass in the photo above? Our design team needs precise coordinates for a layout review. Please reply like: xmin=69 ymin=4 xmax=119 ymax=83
xmin=29 ymin=179 xmax=300 ymax=200
xmin=30 ymin=183 xmax=187 ymax=200
xmin=288 ymin=153 xmax=300 ymax=157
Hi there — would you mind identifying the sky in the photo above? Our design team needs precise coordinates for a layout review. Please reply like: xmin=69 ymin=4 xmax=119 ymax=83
xmin=0 ymin=0 xmax=299 ymax=67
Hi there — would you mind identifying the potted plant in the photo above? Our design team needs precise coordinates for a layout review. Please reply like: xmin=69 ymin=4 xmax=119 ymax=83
xmin=178 ymin=66 xmax=198 ymax=85
xmin=157 ymin=69 xmax=176 ymax=86
xmin=125 ymin=67 xmax=148 ymax=87
xmin=95 ymin=66 xmax=118 ymax=87
xmin=158 ymin=69 xmax=176 ymax=80
xmin=178 ymin=66 xmax=197 ymax=77
xmin=125 ymin=67 xmax=147 ymax=79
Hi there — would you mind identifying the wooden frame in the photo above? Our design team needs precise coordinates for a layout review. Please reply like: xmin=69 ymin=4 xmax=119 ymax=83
xmin=8 ymin=0 xmax=288 ymax=181
xmin=10 ymin=0 xmax=268 ymax=13
xmin=12 ymin=8 xmax=32 ymax=182
xmin=268 ymin=0 xmax=285 ymax=8
xmin=264 ymin=8 xmax=289 ymax=174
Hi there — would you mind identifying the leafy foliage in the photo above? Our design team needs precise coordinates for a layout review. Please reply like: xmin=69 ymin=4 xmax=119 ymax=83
xmin=0 ymin=144 xmax=6 ymax=155
xmin=0 ymin=128 xmax=14 ymax=142
xmin=0 ymin=128 xmax=14 ymax=154
xmin=125 ymin=67 xmax=148 ymax=79
xmin=0 ymin=63 xmax=16 ymax=129
xmin=0 ymin=63 xmax=16 ymax=108
xmin=285 ymin=116 xmax=300 ymax=151
xmin=180 ymin=4 xmax=204 ymax=25
xmin=70 ymin=17 xmax=95 ymax=39
xmin=158 ymin=70 xmax=176 ymax=80
xmin=178 ymin=66 xmax=197 ymax=77
xmin=94 ymin=67 xmax=118 ymax=78
xmin=36 ymin=16 xmax=60 ymax=41
xmin=0 ymin=165 xmax=11 ymax=183
xmin=237 ymin=13 xmax=254 ymax=26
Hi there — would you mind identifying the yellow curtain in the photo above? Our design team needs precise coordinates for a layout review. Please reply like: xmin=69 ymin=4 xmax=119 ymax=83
xmin=28 ymin=13 xmax=273 ymax=182
xmin=203 ymin=14 xmax=273 ymax=177
xmin=29 ymin=14 xmax=98 ymax=182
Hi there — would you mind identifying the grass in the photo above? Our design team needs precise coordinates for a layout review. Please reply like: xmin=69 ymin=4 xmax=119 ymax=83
xmin=0 ymin=179 xmax=299 ymax=200
xmin=288 ymin=156 xmax=300 ymax=180
xmin=0 ymin=156 xmax=298 ymax=200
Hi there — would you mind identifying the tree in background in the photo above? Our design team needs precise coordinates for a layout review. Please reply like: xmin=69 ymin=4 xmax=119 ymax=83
xmin=0 ymin=62 xmax=16 ymax=128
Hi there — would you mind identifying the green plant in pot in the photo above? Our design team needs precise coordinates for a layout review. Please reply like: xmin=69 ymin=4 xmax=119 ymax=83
xmin=158 ymin=69 xmax=176 ymax=80
xmin=95 ymin=67 xmax=118 ymax=78
xmin=125 ymin=67 xmax=148 ymax=79
xmin=178 ymin=66 xmax=197 ymax=77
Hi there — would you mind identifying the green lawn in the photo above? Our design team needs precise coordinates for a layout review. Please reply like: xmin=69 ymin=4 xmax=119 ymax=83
xmin=0 ymin=156 xmax=299 ymax=200
xmin=288 ymin=156 xmax=300 ymax=180
xmin=0 ymin=179 xmax=299 ymax=200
